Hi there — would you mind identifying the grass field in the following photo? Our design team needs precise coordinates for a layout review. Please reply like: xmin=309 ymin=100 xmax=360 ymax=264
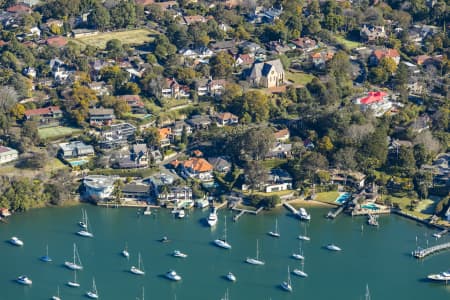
xmin=286 ymin=71 xmax=315 ymax=86
xmin=38 ymin=126 xmax=82 ymax=140
xmin=73 ymin=29 xmax=157 ymax=49
xmin=334 ymin=35 xmax=362 ymax=50
xmin=314 ymin=191 xmax=340 ymax=205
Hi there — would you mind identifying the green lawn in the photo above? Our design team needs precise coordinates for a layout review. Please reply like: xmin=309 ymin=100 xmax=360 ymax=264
xmin=73 ymin=29 xmax=157 ymax=49
xmin=286 ymin=71 xmax=315 ymax=86
xmin=334 ymin=35 xmax=362 ymax=50
xmin=38 ymin=126 xmax=83 ymax=140
xmin=261 ymin=159 xmax=287 ymax=169
xmin=314 ymin=191 xmax=340 ymax=205
xmin=390 ymin=196 xmax=432 ymax=219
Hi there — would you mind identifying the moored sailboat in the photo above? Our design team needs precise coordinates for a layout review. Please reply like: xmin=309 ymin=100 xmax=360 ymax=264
xmin=130 ymin=252 xmax=145 ymax=275
xmin=214 ymin=216 xmax=231 ymax=249
xmin=77 ymin=210 xmax=93 ymax=238
xmin=64 ymin=243 xmax=83 ymax=270
xmin=86 ymin=278 xmax=98 ymax=299
xmin=67 ymin=270 xmax=80 ymax=288
xmin=267 ymin=218 xmax=280 ymax=237
xmin=245 ymin=240 xmax=265 ymax=265
xmin=40 ymin=244 xmax=52 ymax=262
xmin=51 ymin=286 xmax=61 ymax=300
xmin=281 ymin=266 xmax=293 ymax=292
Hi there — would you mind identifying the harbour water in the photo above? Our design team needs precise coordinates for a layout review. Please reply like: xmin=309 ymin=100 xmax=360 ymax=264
xmin=1 ymin=205 xmax=450 ymax=300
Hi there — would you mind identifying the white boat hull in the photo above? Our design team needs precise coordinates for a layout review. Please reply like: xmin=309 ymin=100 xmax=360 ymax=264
xmin=86 ymin=291 xmax=98 ymax=299
xmin=326 ymin=244 xmax=342 ymax=251
xmin=10 ymin=237 xmax=24 ymax=246
xmin=165 ymin=271 xmax=181 ymax=281
xmin=226 ymin=273 xmax=236 ymax=282
xmin=214 ymin=239 xmax=232 ymax=249
xmin=292 ymin=253 xmax=304 ymax=260
xmin=298 ymin=235 xmax=310 ymax=241
xmin=268 ymin=232 xmax=280 ymax=237
xmin=281 ymin=282 xmax=292 ymax=292
xmin=130 ymin=267 xmax=145 ymax=275
xmin=293 ymin=269 xmax=308 ymax=277
xmin=16 ymin=276 xmax=32 ymax=285
xmin=65 ymin=261 xmax=83 ymax=270
xmin=245 ymin=258 xmax=265 ymax=265
xmin=122 ymin=250 xmax=130 ymax=258
xmin=77 ymin=230 xmax=94 ymax=238
xmin=67 ymin=281 xmax=80 ymax=288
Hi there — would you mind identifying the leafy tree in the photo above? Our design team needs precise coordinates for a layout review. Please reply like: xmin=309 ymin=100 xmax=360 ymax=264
xmin=244 ymin=160 xmax=268 ymax=193
xmin=209 ymin=52 xmax=234 ymax=79
xmin=333 ymin=147 xmax=357 ymax=170
xmin=318 ymin=135 xmax=334 ymax=154
xmin=239 ymin=91 xmax=270 ymax=123
xmin=241 ymin=127 xmax=275 ymax=161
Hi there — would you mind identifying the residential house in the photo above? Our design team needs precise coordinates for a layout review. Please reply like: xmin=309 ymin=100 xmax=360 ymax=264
xmin=248 ymin=59 xmax=285 ymax=88
xmin=121 ymin=183 xmax=151 ymax=200
xmin=186 ymin=115 xmax=211 ymax=130
xmin=215 ymin=112 xmax=238 ymax=126
xmin=267 ymin=40 xmax=293 ymax=54
xmin=329 ymin=169 xmax=366 ymax=188
xmin=118 ymin=95 xmax=146 ymax=114
xmin=407 ymin=77 xmax=425 ymax=95
xmin=22 ymin=66 xmax=36 ymax=78
xmin=71 ymin=29 xmax=99 ymax=38
xmin=83 ymin=175 xmax=119 ymax=201
xmin=274 ymin=129 xmax=290 ymax=142
xmin=159 ymin=127 xmax=172 ymax=147
xmin=7 ymin=4 xmax=32 ymax=14
xmin=240 ymin=41 xmax=262 ymax=54
xmin=183 ymin=15 xmax=207 ymax=25
xmin=360 ymin=24 xmax=387 ymax=42
xmin=234 ymin=53 xmax=254 ymax=67
xmin=409 ymin=115 xmax=430 ymax=133
xmin=369 ymin=48 xmax=400 ymax=66
xmin=116 ymin=144 xmax=149 ymax=169
xmin=266 ymin=142 xmax=292 ymax=159
xmin=208 ymin=156 xmax=231 ymax=173
xmin=58 ymin=141 xmax=94 ymax=167
xmin=157 ymin=186 xmax=193 ymax=204
xmin=49 ymin=58 xmax=72 ymax=82
xmin=310 ymin=51 xmax=334 ymax=68
xmin=161 ymin=78 xmax=190 ymax=99
xmin=0 ymin=146 xmax=18 ymax=165
xmin=89 ymin=108 xmax=115 ymax=127
xmin=45 ymin=36 xmax=68 ymax=48
xmin=210 ymin=40 xmax=240 ymax=53
xmin=208 ymin=79 xmax=226 ymax=96
xmin=24 ymin=106 xmax=63 ymax=126
xmin=88 ymin=81 xmax=111 ymax=96
xmin=291 ymin=37 xmax=318 ymax=52
xmin=151 ymin=0 xmax=178 ymax=10
xmin=100 ymin=123 xmax=136 ymax=148
xmin=176 ymin=157 xmax=214 ymax=181
xmin=354 ymin=91 xmax=393 ymax=117
xmin=171 ymin=121 xmax=192 ymax=137
xmin=242 ymin=168 xmax=293 ymax=193
xmin=150 ymin=149 xmax=163 ymax=163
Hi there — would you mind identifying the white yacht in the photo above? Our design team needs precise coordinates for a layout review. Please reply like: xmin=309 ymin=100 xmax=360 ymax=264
xmin=246 ymin=240 xmax=265 ymax=265
xmin=122 ymin=243 xmax=130 ymax=258
xmin=165 ymin=270 xmax=182 ymax=281
xmin=293 ymin=261 xmax=308 ymax=277
xmin=77 ymin=210 xmax=94 ymax=238
xmin=226 ymin=272 xmax=236 ymax=282
xmin=292 ymin=241 xmax=305 ymax=260
xmin=16 ymin=275 xmax=32 ymax=285
xmin=214 ymin=216 xmax=231 ymax=249
xmin=10 ymin=236 xmax=24 ymax=246
xmin=281 ymin=266 xmax=293 ymax=292
xmin=326 ymin=243 xmax=342 ymax=251
xmin=427 ymin=270 xmax=450 ymax=281
xmin=298 ymin=208 xmax=311 ymax=221
xmin=130 ymin=252 xmax=145 ymax=275
xmin=207 ymin=208 xmax=218 ymax=227
xmin=67 ymin=271 xmax=80 ymax=288
xmin=64 ymin=243 xmax=83 ymax=270
xmin=51 ymin=286 xmax=61 ymax=300
xmin=267 ymin=218 xmax=280 ymax=237
xmin=86 ymin=278 xmax=98 ymax=299
xmin=172 ymin=250 xmax=188 ymax=258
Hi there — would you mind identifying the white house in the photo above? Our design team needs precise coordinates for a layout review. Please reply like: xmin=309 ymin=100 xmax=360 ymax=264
xmin=83 ymin=175 xmax=118 ymax=201
xmin=0 ymin=146 xmax=18 ymax=165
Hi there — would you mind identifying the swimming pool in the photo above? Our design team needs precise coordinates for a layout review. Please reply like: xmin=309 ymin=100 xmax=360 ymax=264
xmin=335 ymin=193 xmax=350 ymax=204
xmin=362 ymin=203 xmax=380 ymax=210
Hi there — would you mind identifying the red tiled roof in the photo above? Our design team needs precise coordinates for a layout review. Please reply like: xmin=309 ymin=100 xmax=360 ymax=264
xmin=0 ymin=146 xmax=13 ymax=153
xmin=274 ymin=129 xmax=289 ymax=139
xmin=183 ymin=157 xmax=213 ymax=173
xmin=184 ymin=15 xmax=206 ymax=24
xmin=373 ymin=49 xmax=399 ymax=60
xmin=46 ymin=36 xmax=68 ymax=48
xmin=7 ymin=4 xmax=31 ymax=13
xmin=159 ymin=127 xmax=172 ymax=139
xmin=359 ymin=91 xmax=388 ymax=105
xmin=217 ymin=112 xmax=237 ymax=121
xmin=24 ymin=106 xmax=62 ymax=117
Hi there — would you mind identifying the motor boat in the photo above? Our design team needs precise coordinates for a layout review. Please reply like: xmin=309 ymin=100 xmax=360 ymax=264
xmin=226 ymin=272 xmax=236 ymax=282
xmin=10 ymin=236 xmax=24 ymax=246
xmin=16 ymin=275 xmax=32 ymax=285
xmin=165 ymin=270 xmax=181 ymax=281
xmin=172 ymin=250 xmax=188 ymax=258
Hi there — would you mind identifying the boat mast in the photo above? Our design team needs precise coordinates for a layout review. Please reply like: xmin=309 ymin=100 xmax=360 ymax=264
xmin=365 ymin=284 xmax=371 ymax=300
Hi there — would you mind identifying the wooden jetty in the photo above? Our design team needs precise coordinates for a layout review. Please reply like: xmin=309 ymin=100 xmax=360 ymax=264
xmin=282 ymin=202 xmax=299 ymax=215
xmin=412 ymin=242 xmax=450 ymax=258
xmin=232 ymin=206 xmax=263 ymax=222
xmin=327 ymin=206 xmax=344 ymax=219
